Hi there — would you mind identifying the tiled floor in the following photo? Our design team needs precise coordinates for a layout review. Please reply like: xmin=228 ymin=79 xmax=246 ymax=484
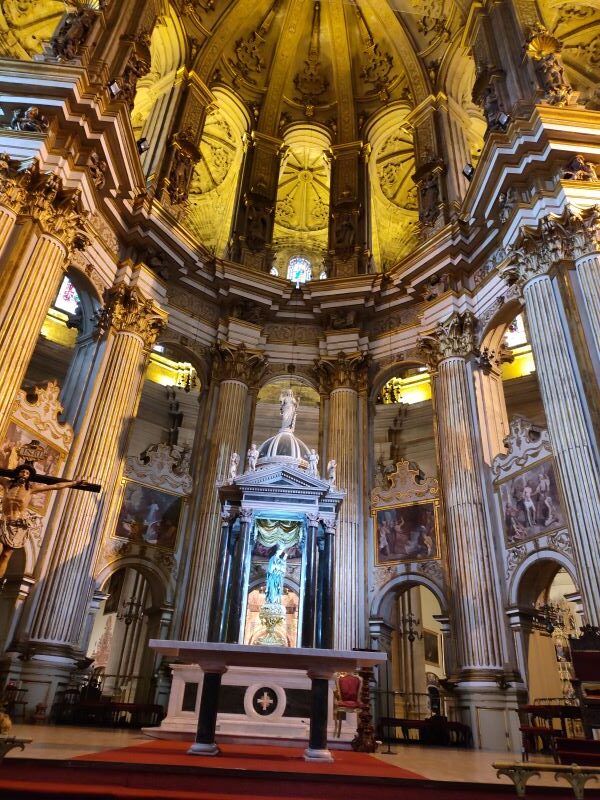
xmin=6 ymin=724 xmax=559 ymax=790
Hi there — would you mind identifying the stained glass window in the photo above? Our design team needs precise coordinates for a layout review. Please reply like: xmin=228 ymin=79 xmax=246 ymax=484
xmin=287 ymin=256 xmax=311 ymax=285
xmin=53 ymin=276 xmax=81 ymax=315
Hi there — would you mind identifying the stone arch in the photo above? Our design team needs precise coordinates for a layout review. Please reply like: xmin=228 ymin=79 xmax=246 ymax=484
xmin=256 ymin=368 xmax=320 ymax=396
xmin=154 ymin=336 xmax=211 ymax=392
xmin=370 ymin=574 xmax=448 ymax=623
xmin=369 ymin=359 xmax=429 ymax=405
xmin=478 ymin=295 xmax=524 ymax=351
xmin=95 ymin=556 xmax=169 ymax=609
xmin=509 ymin=550 xmax=578 ymax=608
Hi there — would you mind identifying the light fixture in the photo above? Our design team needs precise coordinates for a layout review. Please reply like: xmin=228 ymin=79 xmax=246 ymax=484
xmin=117 ymin=595 xmax=144 ymax=626
xmin=498 ymin=112 xmax=510 ymax=129
xmin=108 ymin=80 xmax=121 ymax=98
xmin=462 ymin=163 xmax=475 ymax=181
xmin=137 ymin=137 xmax=150 ymax=154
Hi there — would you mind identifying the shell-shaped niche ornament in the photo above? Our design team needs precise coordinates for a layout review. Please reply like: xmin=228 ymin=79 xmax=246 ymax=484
xmin=526 ymin=29 xmax=561 ymax=60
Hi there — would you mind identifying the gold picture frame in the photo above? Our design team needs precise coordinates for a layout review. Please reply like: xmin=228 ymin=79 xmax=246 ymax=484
xmin=113 ymin=479 xmax=186 ymax=551
xmin=372 ymin=498 xmax=440 ymax=565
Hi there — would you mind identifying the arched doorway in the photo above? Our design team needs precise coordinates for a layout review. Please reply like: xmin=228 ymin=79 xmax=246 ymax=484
xmin=514 ymin=559 xmax=581 ymax=703
xmin=86 ymin=566 xmax=159 ymax=705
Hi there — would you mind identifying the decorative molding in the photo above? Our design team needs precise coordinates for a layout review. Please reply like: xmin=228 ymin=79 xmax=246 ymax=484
xmin=371 ymin=458 xmax=438 ymax=507
xmin=547 ymin=529 xmax=573 ymax=559
xmin=506 ymin=544 xmax=528 ymax=580
xmin=125 ymin=443 xmax=192 ymax=495
xmin=492 ymin=416 xmax=552 ymax=481
xmin=10 ymin=381 xmax=73 ymax=453
xmin=524 ymin=25 xmax=574 ymax=107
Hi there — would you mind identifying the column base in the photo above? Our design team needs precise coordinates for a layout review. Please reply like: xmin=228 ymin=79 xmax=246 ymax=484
xmin=187 ymin=742 xmax=220 ymax=756
xmin=453 ymin=679 xmax=526 ymax=751
xmin=303 ymin=747 xmax=334 ymax=762
xmin=0 ymin=650 xmax=80 ymax=721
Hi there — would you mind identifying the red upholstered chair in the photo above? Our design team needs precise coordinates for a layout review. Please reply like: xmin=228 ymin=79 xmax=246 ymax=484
xmin=333 ymin=672 xmax=365 ymax=738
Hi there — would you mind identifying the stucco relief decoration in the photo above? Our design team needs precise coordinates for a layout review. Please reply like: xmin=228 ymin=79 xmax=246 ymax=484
xmin=9 ymin=106 xmax=49 ymax=133
xmin=0 ymin=0 xmax=65 ymax=59
xmin=353 ymin=3 xmax=396 ymax=101
xmin=125 ymin=443 xmax=192 ymax=495
xmin=9 ymin=381 xmax=73 ymax=454
xmin=293 ymin=0 xmax=328 ymax=116
xmin=562 ymin=155 xmax=598 ymax=182
xmin=117 ymin=32 xmax=152 ymax=109
xmin=525 ymin=26 xmax=574 ymax=107
xmin=412 ymin=159 xmax=444 ymax=228
xmin=228 ymin=0 xmax=279 ymax=85
xmin=51 ymin=7 xmax=97 ymax=61
xmin=166 ymin=129 xmax=201 ymax=206
xmin=505 ymin=544 xmax=528 ymax=580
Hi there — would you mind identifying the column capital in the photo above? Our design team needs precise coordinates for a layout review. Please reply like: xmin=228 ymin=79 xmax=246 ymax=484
xmin=0 ymin=156 xmax=89 ymax=253
xmin=96 ymin=282 xmax=168 ymax=350
xmin=501 ymin=206 xmax=600 ymax=293
xmin=210 ymin=341 xmax=269 ymax=387
xmin=314 ymin=351 xmax=370 ymax=393
xmin=239 ymin=507 xmax=254 ymax=523
xmin=305 ymin=512 xmax=320 ymax=527
xmin=418 ymin=311 xmax=477 ymax=366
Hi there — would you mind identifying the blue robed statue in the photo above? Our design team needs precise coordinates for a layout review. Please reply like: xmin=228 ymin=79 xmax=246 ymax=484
xmin=265 ymin=547 xmax=287 ymax=604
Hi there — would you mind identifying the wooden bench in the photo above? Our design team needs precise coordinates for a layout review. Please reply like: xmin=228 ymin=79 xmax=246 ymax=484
xmin=0 ymin=737 xmax=32 ymax=763
xmin=494 ymin=761 xmax=600 ymax=799
xmin=377 ymin=715 xmax=472 ymax=747
xmin=556 ymin=737 xmax=600 ymax=767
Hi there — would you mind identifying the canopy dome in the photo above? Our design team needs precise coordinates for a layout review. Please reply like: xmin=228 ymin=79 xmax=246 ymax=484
xmin=256 ymin=429 xmax=310 ymax=470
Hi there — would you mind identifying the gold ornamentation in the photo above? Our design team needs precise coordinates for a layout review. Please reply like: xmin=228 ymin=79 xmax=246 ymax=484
xmin=525 ymin=25 xmax=573 ymax=107
xmin=418 ymin=311 xmax=477 ymax=365
xmin=314 ymin=351 xmax=370 ymax=393
xmin=293 ymin=1 xmax=328 ymax=114
xmin=228 ymin=0 xmax=280 ymax=85
xmin=96 ymin=283 xmax=168 ymax=349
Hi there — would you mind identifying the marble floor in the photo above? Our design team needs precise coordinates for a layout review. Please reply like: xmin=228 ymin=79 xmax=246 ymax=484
xmin=6 ymin=724 xmax=559 ymax=791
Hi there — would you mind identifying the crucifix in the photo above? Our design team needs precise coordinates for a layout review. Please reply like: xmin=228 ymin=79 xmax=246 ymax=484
xmin=0 ymin=441 xmax=100 ymax=581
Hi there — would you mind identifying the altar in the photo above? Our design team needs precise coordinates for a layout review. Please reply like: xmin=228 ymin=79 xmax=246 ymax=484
xmin=148 ymin=640 xmax=387 ymax=762
xmin=147 ymin=390 xmax=379 ymax=758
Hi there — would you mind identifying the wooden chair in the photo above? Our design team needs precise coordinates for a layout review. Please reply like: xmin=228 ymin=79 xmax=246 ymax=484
xmin=333 ymin=672 xmax=365 ymax=738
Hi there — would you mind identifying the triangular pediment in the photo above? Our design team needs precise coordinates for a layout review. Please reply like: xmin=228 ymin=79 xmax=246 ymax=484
xmin=234 ymin=464 xmax=332 ymax=492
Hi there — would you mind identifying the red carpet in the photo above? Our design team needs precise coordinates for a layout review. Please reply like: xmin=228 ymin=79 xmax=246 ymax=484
xmin=1 ymin=740 xmax=599 ymax=799
xmin=75 ymin=738 xmax=424 ymax=779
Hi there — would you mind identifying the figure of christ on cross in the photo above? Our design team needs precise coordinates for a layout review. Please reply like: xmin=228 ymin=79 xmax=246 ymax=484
xmin=0 ymin=462 xmax=100 ymax=580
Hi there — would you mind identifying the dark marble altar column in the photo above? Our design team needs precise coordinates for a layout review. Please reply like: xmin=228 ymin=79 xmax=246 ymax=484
xmin=301 ymin=513 xmax=320 ymax=648
xmin=316 ymin=519 xmax=335 ymax=649
xmin=207 ymin=508 xmax=237 ymax=643
xmin=226 ymin=507 xmax=254 ymax=643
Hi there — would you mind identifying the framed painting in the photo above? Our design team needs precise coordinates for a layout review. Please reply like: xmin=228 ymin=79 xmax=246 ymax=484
xmin=114 ymin=480 xmax=183 ymax=550
xmin=373 ymin=498 xmax=439 ymax=565
xmin=423 ymin=630 xmax=441 ymax=666
xmin=0 ymin=420 xmax=64 ymax=514
xmin=497 ymin=458 xmax=565 ymax=546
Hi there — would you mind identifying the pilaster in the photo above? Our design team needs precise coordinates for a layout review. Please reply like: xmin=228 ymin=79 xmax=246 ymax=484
xmin=327 ymin=142 xmax=370 ymax=277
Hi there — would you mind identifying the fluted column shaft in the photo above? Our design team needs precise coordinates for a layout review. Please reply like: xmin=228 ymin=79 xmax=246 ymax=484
xmin=434 ymin=355 xmax=505 ymax=672
xmin=26 ymin=278 xmax=167 ymax=649
xmin=576 ymin=252 xmax=600 ymax=365
xmin=522 ymin=273 xmax=600 ymax=624
xmin=328 ymin=387 xmax=361 ymax=649
xmin=0 ymin=233 xmax=67 ymax=431
xmin=0 ymin=207 xmax=16 ymax=257
xmin=180 ymin=379 xmax=249 ymax=640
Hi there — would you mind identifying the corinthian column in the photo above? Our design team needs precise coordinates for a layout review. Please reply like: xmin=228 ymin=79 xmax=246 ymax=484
xmin=315 ymin=352 xmax=369 ymax=649
xmin=567 ymin=205 xmax=600 ymax=364
xmin=0 ymin=166 xmax=88 ymax=432
xmin=419 ymin=312 xmax=507 ymax=677
xmin=502 ymin=220 xmax=600 ymax=625
xmin=25 ymin=271 xmax=167 ymax=653
xmin=179 ymin=343 xmax=267 ymax=641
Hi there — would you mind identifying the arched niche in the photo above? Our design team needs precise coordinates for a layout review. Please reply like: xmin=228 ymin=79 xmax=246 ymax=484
xmin=131 ymin=5 xmax=187 ymax=178
xmin=370 ymin=360 xmax=436 ymax=481
xmin=185 ymin=86 xmax=251 ymax=257
xmin=364 ymin=103 xmax=418 ymax=271
xmin=271 ymin=124 xmax=332 ymax=279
